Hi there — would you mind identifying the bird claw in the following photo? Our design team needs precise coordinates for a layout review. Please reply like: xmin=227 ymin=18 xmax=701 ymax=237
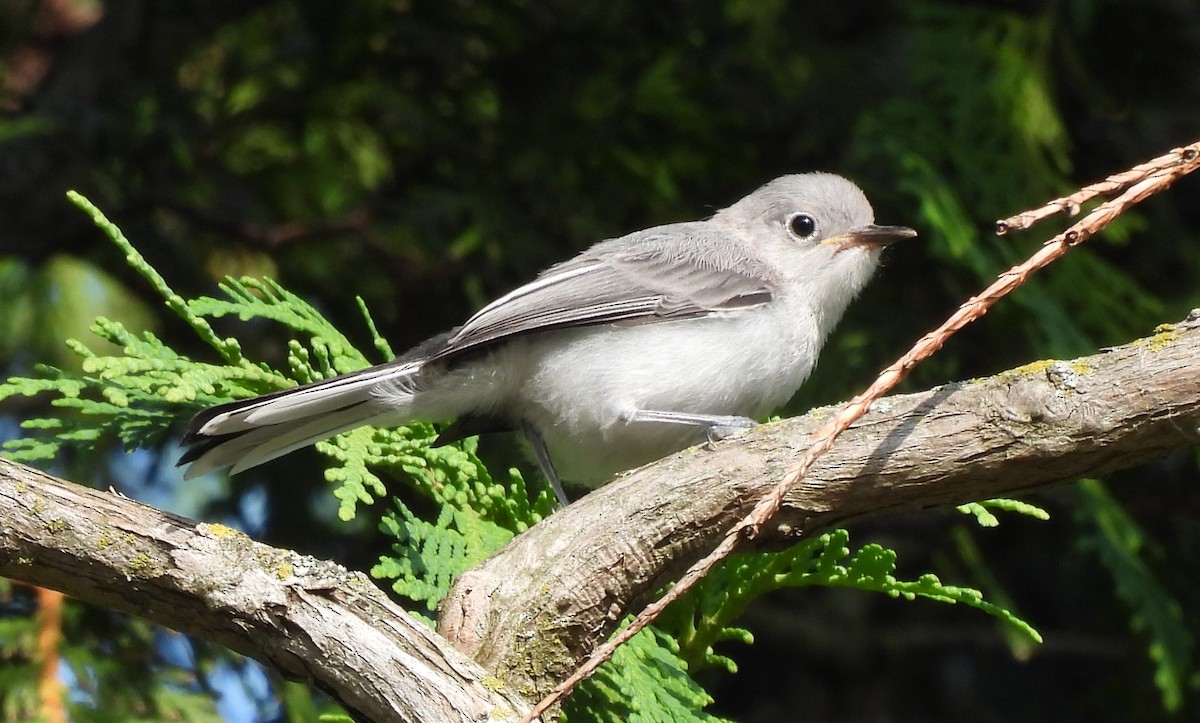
xmin=704 ymin=418 xmax=757 ymax=449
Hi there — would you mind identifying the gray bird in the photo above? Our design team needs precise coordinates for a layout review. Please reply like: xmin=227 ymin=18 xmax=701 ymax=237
xmin=180 ymin=173 xmax=915 ymax=504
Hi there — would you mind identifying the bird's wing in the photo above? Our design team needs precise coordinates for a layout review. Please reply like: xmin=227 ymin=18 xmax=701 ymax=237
xmin=434 ymin=224 xmax=778 ymax=360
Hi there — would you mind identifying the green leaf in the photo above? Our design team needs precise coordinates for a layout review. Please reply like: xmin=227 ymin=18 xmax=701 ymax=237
xmin=660 ymin=528 xmax=1041 ymax=679
xmin=565 ymin=627 xmax=729 ymax=723
xmin=1077 ymin=479 xmax=1193 ymax=711
xmin=958 ymin=498 xmax=1050 ymax=527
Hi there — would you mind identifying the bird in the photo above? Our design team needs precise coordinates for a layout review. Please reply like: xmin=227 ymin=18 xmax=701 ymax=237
xmin=179 ymin=173 xmax=915 ymax=505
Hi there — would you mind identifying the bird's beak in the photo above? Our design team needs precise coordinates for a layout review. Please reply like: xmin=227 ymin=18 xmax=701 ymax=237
xmin=822 ymin=224 xmax=918 ymax=251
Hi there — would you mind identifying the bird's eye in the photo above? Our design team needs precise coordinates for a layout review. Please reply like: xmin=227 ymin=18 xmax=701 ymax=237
xmin=787 ymin=212 xmax=818 ymax=240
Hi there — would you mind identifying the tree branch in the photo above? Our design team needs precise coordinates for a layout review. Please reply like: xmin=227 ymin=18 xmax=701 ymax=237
xmin=3 ymin=316 xmax=1199 ymax=717
xmin=439 ymin=314 xmax=1200 ymax=699
xmin=0 ymin=462 xmax=535 ymax=723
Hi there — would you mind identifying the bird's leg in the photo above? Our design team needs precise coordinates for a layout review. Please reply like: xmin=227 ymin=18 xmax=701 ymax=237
xmin=621 ymin=409 xmax=758 ymax=449
xmin=521 ymin=421 xmax=571 ymax=508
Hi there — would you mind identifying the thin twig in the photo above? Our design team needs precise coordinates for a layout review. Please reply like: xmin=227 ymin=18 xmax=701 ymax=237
xmin=518 ymin=140 xmax=1200 ymax=722
xmin=997 ymin=141 xmax=1200 ymax=233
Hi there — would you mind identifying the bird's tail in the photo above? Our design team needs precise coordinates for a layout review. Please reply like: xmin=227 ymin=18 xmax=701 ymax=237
xmin=179 ymin=359 xmax=422 ymax=478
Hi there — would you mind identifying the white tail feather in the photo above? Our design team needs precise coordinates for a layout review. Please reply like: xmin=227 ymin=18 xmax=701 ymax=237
xmin=198 ymin=361 xmax=421 ymax=434
xmin=184 ymin=404 xmax=385 ymax=479
xmin=228 ymin=405 xmax=385 ymax=474
xmin=183 ymin=360 xmax=426 ymax=478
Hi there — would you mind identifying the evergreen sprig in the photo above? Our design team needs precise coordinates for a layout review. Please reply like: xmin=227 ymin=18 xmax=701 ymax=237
xmin=957 ymin=497 xmax=1050 ymax=527
xmin=372 ymin=501 xmax=516 ymax=619
xmin=563 ymin=627 xmax=730 ymax=723
xmin=660 ymin=527 xmax=1042 ymax=680
xmin=1077 ymin=479 xmax=1193 ymax=712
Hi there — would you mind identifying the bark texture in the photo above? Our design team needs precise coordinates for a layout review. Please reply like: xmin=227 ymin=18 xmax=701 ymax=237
xmin=0 ymin=461 xmax=534 ymax=722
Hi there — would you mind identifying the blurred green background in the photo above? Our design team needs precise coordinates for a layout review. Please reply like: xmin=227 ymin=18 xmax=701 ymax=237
xmin=2 ymin=0 xmax=1199 ymax=720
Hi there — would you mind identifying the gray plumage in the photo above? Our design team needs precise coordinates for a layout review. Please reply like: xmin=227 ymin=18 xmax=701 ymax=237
xmin=180 ymin=173 xmax=915 ymax=504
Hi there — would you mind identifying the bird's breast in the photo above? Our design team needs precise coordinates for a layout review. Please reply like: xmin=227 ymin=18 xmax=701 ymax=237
xmin=511 ymin=298 xmax=823 ymax=484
